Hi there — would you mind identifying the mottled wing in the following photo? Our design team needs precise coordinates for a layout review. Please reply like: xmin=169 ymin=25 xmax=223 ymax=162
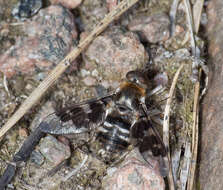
xmin=40 ymin=96 xmax=113 ymax=135
xmin=132 ymin=118 xmax=166 ymax=157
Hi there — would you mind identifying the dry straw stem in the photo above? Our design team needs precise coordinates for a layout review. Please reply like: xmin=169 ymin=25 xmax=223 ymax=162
xmin=187 ymin=0 xmax=204 ymax=178
xmin=185 ymin=0 xmax=204 ymax=189
xmin=0 ymin=0 xmax=140 ymax=139
xmin=170 ymin=0 xmax=204 ymax=36
xmin=163 ymin=64 xmax=184 ymax=190
xmin=187 ymin=77 xmax=200 ymax=190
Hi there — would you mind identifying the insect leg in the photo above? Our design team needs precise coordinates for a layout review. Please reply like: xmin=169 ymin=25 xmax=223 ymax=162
xmin=147 ymin=85 xmax=166 ymax=97
xmin=140 ymin=103 xmax=167 ymax=156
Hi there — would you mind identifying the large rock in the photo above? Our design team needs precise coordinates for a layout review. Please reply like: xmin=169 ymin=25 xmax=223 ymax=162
xmin=199 ymin=1 xmax=223 ymax=189
xmin=0 ymin=5 xmax=77 ymax=78
xmin=82 ymin=26 xmax=149 ymax=89
xmin=102 ymin=148 xmax=165 ymax=190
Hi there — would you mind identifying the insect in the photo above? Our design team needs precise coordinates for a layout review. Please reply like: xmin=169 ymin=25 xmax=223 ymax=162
xmin=40 ymin=70 xmax=166 ymax=160
xmin=0 ymin=70 xmax=166 ymax=189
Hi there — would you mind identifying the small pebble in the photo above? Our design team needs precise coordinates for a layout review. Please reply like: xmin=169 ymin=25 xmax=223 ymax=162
xmin=18 ymin=128 xmax=28 ymax=138
xmin=12 ymin=0 xmax=42 ymax=20
xmin=128 ymin=13 xmax=170 ymax=43
xmin=175 ymin=25 xmax=185 ymax=34
xmin=39 ymin=135 xmax=71 ymax=167
xmin=79 ymin=0 xmax=107 ymax=31
xmin=50 ymin=0 xmax=82 ymax=9
xmin=83 ymin=76 xmax=97 ymax=86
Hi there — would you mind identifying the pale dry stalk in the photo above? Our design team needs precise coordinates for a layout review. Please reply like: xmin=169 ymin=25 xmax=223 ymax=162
xmin=163 ymin=64 xmax=185 ymax=190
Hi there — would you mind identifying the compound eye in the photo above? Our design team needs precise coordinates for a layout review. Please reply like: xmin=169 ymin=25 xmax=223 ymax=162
xmin=126 ymin=71 xmax=137 ymax=82
xmin=126 ymin=71 xmax=147 ymax=87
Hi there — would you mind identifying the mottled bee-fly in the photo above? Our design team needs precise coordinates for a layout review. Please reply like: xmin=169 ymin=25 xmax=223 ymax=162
xmin=40 ymin=70 xmax=166 ymax=161
xmin=0 ymin=70 xmax=166 ymax=189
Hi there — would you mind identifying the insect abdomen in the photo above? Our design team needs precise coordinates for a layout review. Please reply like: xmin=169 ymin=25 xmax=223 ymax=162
xmin=98 ymin=115 xmax=131 ymax=152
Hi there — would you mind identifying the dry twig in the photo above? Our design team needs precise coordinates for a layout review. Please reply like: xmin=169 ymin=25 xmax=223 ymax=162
xmin=0 ymin=0 xmax=140 ymax=139
xmin=163 ymin=64 xmax=184 ymax=190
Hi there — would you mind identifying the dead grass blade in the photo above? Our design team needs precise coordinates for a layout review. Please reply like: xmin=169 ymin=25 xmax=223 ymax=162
xmin=193 ymin=0 xmax=204 ymax=34
xmin=0 ymin=0 xmax=140 ymax=139
xmin=172 ymin=142 xmax=183 ymax=183
xmin=163 ymin=64 xmax=185 ymax=190
xmin=180 ymin=140 xmax=192 ymax=190
xmin=184 ymin=0 xmax=196 ymax=56
xmin=169 ymin=0 xmax=180 ymax=36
